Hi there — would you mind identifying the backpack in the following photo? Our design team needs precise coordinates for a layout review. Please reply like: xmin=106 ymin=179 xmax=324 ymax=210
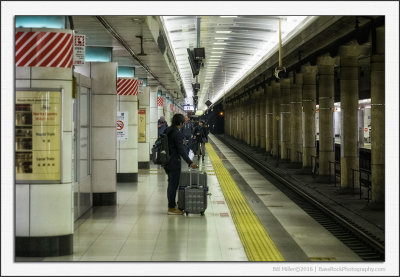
xmin=151 ymin=133 xmax=170 ymax=166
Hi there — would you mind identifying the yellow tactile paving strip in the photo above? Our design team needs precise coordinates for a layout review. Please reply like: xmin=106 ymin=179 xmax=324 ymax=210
xmin=205 ymin=142 xmax=285 ymax=261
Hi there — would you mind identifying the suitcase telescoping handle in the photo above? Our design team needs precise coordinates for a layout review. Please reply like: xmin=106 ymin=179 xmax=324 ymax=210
xmin=188 ymin=168 xmax=201 ymax=187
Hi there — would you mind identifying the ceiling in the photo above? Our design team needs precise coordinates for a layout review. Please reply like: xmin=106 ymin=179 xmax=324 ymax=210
xmin=72 ymin=15 xmax=184 ymax=101
xmin=161 ymin=16 xmax=313 ymax=110
xmin=71 ymin=15 xmax=313 ymax=110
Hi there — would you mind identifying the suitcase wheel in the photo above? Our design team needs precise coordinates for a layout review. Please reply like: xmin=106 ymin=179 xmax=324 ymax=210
xmin=185 ymin=212 xmax=189 ymax=216
xmin=200 ymin=212 xmax=204 ymax=216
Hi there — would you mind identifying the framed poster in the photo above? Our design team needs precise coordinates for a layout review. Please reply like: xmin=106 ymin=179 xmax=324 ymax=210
xmin=138 ymin=108 xmax=146 ymax=142
xmin=15 ymin=89 xmax=63 ymax=183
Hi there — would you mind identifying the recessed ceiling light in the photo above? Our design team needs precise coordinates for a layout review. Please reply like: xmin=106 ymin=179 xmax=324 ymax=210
xmin=216 ymin=31 xmax=232 ymax=34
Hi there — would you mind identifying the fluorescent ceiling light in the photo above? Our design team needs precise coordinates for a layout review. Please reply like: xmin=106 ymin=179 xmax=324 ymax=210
xmin=209 ymin=61 xmax=219 ymax=63
xmin=220 ymin=16 xmax=237 ymax=18
xmin=213 ymin=47 xmax=225 ymax=50
xmin=214 ymin=42 xmax=227 ymax=45
xmin=215 ymin=37 xmax=228 ymax=40
xmin=216 ymin=31 xmax=232 ymax=34
xmin=211 ymin=52 xmax=223 ymax=54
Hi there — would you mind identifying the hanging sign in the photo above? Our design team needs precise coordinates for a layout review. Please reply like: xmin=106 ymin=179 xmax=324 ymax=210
xmin=138 ymin=109 xmax=146 ymax=142
xmin=73 ymin=33 xmax=86 ymax=65
xmin=117 ymin=111 xmax=128 ymax=141
xmin=15 ymin=89 xmax=62 ymax=182
xmin=138 ymin=79 xmax=144 ymax=94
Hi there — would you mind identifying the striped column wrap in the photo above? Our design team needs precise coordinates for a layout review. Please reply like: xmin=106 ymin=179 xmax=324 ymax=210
xmin=117 ymin=78 xmax=138 ymax=96
xmin=157 ymin=97 xmax=163 ymax=106
xmin=16 ymin=31 xmax=73 ymax=68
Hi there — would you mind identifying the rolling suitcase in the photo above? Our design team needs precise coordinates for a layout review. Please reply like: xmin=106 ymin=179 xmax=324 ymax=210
xmin=178 ymin=169 xmax=208 ymax=215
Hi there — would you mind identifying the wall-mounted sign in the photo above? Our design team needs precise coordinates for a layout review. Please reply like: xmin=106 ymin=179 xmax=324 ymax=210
xmin=117 ymin=111 xmax=128 ymax=141
xmin=73 ymin=33 xmax=86 ymax=65
xmin=138 ymin=109 xmax=146 ymax=142
xmin=15 ymin=89 xmax=62 ymax=182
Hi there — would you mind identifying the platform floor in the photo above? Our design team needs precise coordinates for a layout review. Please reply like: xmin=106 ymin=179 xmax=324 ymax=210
xmin=16 ymin=135 xmax=361 ymax=262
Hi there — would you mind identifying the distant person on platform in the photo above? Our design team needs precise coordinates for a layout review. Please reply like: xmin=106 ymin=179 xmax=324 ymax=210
xmin=163 ymin=113 xmax=198 ymax=215
xmin=181 ymin=115 xmax=194 ymax=155
xmin=158 ymin=116 xmax=168 ymax=137
xmin=193 ymin=120 xmax=207 ymax=161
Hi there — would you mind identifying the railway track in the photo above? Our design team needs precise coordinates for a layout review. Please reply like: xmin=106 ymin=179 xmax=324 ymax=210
xmin=215 ymin=135 xmax=384 ymax=261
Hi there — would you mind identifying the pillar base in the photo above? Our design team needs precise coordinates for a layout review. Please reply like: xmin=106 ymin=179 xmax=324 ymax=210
xmin=93 ymin=192 xmax=116 ymax=206
xmin=16 ymin=234 xmax=73 ymax=257
xmin=117 ymin=173 xmax=138 ymax=182
xmin=138 ymin=162 xmax=150 ymax=169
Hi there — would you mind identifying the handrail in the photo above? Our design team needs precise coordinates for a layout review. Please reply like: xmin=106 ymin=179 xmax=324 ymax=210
xmin=329 ymin=161 xmax=341 ymax=187
xmin=352 ymin=168 xmax=372 ymax=202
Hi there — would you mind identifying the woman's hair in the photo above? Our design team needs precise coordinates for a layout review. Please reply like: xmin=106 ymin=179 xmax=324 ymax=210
xmin=171 ymin=113 xmax=185 ymax=126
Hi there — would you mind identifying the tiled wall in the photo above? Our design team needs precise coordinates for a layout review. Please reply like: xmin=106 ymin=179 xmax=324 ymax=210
xmin=15 ymin=28 xmax=74 ymax=237
xmin=90 ymin=62 xmax=117 ymax=195
xmin=117 ymin=94 xmax=138 ymax=174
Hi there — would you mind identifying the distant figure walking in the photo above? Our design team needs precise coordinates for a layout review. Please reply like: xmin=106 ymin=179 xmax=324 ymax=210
xmin=158 ymin=116 xmax=168 ymax=137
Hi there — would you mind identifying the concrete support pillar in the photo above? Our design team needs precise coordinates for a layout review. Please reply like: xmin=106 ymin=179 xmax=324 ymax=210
xmin=241 ymin=99 xmax=246 ymax=142
xmin=280 ymin=78 xmax=291 ymax=160
xmin=370 ymin=26 xmax=385 ymax=207
xmin=246 ymin=97 xmax=251 ymax=145
xmin=272 ymin=81 xmax=281 ymax=158
xmin=339 ymin=44 xmax=360 ymax=190
xmin=260 ymin=86 xmax=266 ymax=149
xmin=138 ymin=87 xmax=151 ymax=169
xmin=117 ymin=90 xmax=138 ymax=182
xmin=290 ymin=73 xmax=303 ymax=163
xmin=250 ymin=97 xmax=256 ymax=147
xmin=302 ymin=65 xmax=317 ymax=168
xmin=265 ymin=83 xmax=273 ymax=153
xmin=149 ymin=86 xmax=159 ymax=154
xmin=255 ymin=90 xmax=261 ymax=147
xmin=317 ymin=56 xmax=335 ymax=176
xmin=15 ymin=27 xmax=75 ymax=256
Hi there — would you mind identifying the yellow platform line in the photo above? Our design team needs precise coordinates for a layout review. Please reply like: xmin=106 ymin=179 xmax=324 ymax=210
xmin=205 ymin=142 xmax=285 ymax=261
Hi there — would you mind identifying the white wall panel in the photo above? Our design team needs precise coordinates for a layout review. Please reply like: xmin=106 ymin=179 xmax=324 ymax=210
xmin=138 ymin=143 xmax=150 ymax=162
xmin=119 ymin=149 xmax=137 ymax=173
xmin=30 ymin=183 xmax=73 ymax=236
xmin=74 ymin=63 xmax=91 ymax=78
xmin=92 ymin=127 xmax=117 ymax=159
xmin=92 ymin=160 xmax=117 ymax=192
xmin=91 ymin=62 xmax=117 ymax=94
xmin=31 ymin=67 xmax=72 ymax=80
xmin=16 ymin=67 xmax=30 ymax=79
xmin=92 ymin=95 xmax=117 ymax=127
xmin=61 ymin=131 xmax=72 ymax=184
xmin=16 ymin=185 xmax=30 ymax=236
xmin=16 ymin=80 xmax=30 ymax=88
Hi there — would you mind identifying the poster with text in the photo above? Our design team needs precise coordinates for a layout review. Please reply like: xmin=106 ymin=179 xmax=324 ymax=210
xmin=16 ymin=90 xmax=62 ymax=182
xmin=138 ymin=109 xmax=146 ymax=142
xmin=117 ymin=111 xmax=128 ymax=141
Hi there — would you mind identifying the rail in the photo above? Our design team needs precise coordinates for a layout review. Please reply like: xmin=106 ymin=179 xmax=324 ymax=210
xmin=329 ymin=161 xmax=341 ymax=187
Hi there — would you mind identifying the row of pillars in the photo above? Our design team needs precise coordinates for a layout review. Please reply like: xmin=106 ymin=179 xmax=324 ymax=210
xmin=224 ymin=27 xmax=384 ymax=207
